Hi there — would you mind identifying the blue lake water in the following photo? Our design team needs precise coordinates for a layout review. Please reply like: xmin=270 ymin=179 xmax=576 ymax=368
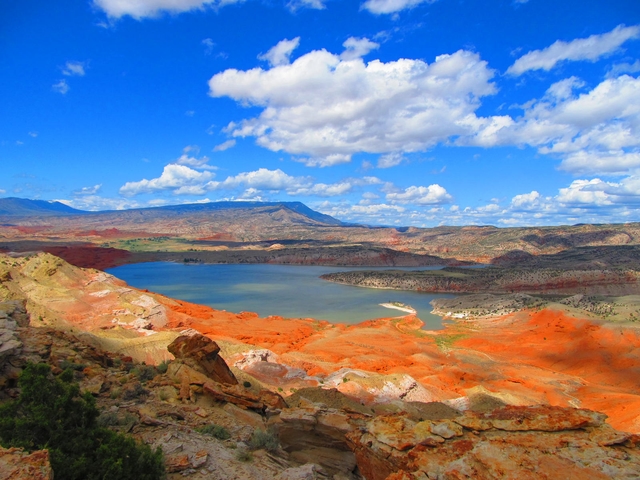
xmin=106 ymin=262 xmax=454 ymax=330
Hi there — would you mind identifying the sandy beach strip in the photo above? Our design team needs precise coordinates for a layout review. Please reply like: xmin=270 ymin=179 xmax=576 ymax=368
xmin=379 ymin=302 xmax=417 ymax=314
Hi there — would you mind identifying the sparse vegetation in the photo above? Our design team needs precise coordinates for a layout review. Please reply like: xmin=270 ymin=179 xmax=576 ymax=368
xmin=248 ymin=428 xmax=279 ymax=452
xmin=197 ymin=423 xmax=231 ymax=440
xmin=0 ymin=363 xmax=164 ymax=480
xmin=157 ymin=359 xmax=170 ymax=374
xmin=235 ymin=448 xmax=253 ymax=462
xmin=132 ymin=364 xmax=158 ymax=382
xmin=122 ymin=382 xmax=149 ymax=400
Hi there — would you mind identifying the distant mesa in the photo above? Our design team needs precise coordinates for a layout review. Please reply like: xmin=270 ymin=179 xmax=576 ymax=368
xmin=0 ymin=197 xmax=344 ymax=226
xmin=0 ymin=197 xmax=84 ymax=217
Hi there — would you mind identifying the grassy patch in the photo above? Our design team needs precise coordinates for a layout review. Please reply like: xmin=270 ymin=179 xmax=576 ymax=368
xmin=433 ymin=334 xmax=467 ymax=350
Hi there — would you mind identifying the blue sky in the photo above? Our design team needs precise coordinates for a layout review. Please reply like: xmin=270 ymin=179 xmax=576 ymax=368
xmin=1 ymin=0 xmax=639 ymax=227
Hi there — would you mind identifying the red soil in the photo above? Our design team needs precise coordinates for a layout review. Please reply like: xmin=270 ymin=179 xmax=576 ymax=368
xmin=42 ymin=245 xmax=132 ymax=270
xmin=156 ymin=295 xmax=640 ymax=432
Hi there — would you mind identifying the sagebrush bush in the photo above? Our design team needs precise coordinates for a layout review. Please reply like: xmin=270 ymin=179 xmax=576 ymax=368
xmin=196 ymin=423 xmax=231 ymax=440
xmin=0 ymin=363 xmax=164 ymax=480
xmin=249 ymin=428 xmax=279 ymax=452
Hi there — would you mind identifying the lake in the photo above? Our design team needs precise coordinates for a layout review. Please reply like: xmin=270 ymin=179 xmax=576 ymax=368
xmin=106 ymin=262 xmax=454 ymax=330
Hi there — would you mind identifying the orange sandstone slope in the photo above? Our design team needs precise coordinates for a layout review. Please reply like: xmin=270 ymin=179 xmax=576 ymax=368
xmin=2 ymin=252 xmax=640 ymax=433
xmin=161 ymin=296 xmax=640 ymax=432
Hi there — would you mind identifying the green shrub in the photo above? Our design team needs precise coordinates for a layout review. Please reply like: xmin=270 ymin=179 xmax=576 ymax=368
xmin=248 ymin=429 xmax=279 ymax=452
xmin=196 ymin=424 xmax=231 ymax=440
xmin=0 ymin=363 xmax=164 ymax=480
xmin=122 ymin=383 xmax=149 ymax=401
xmin=235 ymin=448 xmax=253 ymax=462
xmin=156 ymin=360 xmax=170 ymax=374
xmin=132 ymin=365 xmax=157 ymax=382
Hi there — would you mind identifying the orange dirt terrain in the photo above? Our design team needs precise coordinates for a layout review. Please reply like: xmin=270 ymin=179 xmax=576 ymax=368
xmin=169 ymin=306 xmax=640 ymax=433
xmin=3 ymin=252 xmax=638 ymax=435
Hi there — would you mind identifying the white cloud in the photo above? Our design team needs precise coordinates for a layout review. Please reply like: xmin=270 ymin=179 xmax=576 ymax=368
xmin=62 ymin=61 xmax=86 ymax=76
xmin=508 ymin=24 xmax=640 ymax=75
xmin=209 ymin=46 xmax=496 ymax=166
xmin=608 ymin=60 xmax=640 ymax=77
xmin=0 ymin=189 xmax=5 ymax=194
xmin=202 ymin=38 xmax=215 ymax=55
xmin=556 ymin=179 xmax=614 ymax=206
xmin=377 ymin=152 xmax=404 ymax=168
xmin=93 ymin=0 xmax=240 ymax=19
xmin=74 ymin=184 xmax=102 ymax=196
xmin=213 ymin=139 xmax=236 ymax=151
xmin=286 ymin=0 xmax=325 ymax=10
xmin=28 ymin=131 xmax=38 ymax=138
xmin=362 ymin=0 xmax=435 ymax=15
xmin=340 ymin=37 xmax=380 ymax=61
xmin=120 ymin=164 xmax=214 ymax=196
xmin=258 ymin=37 xmax=300 ymax=67
xmin=58 ymin=196 xmax=142 ymax=211
xmin=297 ymin=154 xmax=352 ymax=168
xmin=218 ymin=168 xmax=303 ymax=191
xmin=386 ymin=184 xmax=452 ymax=205
xmin=175 ymin=153 xmax=216 ymax=170
xmin=52 ymin=79 xmax=69 ymax=94
xmin=511 ymin=190 xmax=540 ymax=208
xmin=465 ymin=74 xmax=640 ymax=176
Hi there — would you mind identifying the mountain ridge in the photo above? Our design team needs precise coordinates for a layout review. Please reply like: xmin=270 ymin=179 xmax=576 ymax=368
xmin=0 ymin=197 xmax=343 ymax=226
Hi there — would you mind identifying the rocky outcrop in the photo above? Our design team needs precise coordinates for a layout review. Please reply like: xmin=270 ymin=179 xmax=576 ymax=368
xmin=346 ymin=405 xmax=640 ymax=480
xmin=0 ymin=301 xmax=28 ymax=393
xmin=167 ymin=331 xmax=238 ymax=385
xmin=271 ymin=404 xmax=367 ymax=479
xmin=0 ymin=447 xmax=53 ymax=480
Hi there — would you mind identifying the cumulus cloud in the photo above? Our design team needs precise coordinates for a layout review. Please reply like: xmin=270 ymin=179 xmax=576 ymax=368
xmin=510 ymin=190 xmax=540 ymax=208
xmin=340 ymin=37 xmax=379 ymax=61
xmin=362 ymin=0 xmax=435 ymax=15
xmin=74 ymin=184 xmax=102 ymax=196
xmin=464 ymin=74 xmax=640 ymax=176
xmin=217 ymin=168 xmax=304 ymax=190
xmin=213 ymin=139 xmax=236 ymax=151
xmin=258 ymin=37 xmax=301 ymax=67
xmin=120 ymin=164 xmax=214 ymax=196
xmin=209 ymin=45 xmax=496 ymax=166
xmin=58 ymin=196 xmax=142 ymax=211
xmin=93 ymin=0 xmax=242 ymax=19
xmin=386 ymin=184 xmax=452 ymax=205
xmin=508 ymin=24 xmax=640 ymax=75
xmin=62 ymin=61 xmax=86 ymax=76
xmin=52 ymin=79 xmax=69 ymax=94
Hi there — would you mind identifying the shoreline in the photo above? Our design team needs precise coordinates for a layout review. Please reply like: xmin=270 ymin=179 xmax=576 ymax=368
xmin=379 ymin=302 xmax=417 ymax=314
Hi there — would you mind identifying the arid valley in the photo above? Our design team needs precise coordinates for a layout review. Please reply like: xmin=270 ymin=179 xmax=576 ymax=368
xmin=1 ymin=198 xmax=640 ymax=479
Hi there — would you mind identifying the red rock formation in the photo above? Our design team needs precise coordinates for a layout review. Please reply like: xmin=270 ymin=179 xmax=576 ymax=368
xmin=0 ymin=447 xmax=53 ymax=480
xmin=346 ymin=406 xmax=640 ymax=480
xmin=167 ymin=332 xmax=238 ymax=385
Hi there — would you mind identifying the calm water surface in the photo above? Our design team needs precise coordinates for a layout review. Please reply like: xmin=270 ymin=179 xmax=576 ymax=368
xmin=106 ymin=262 xmax=453 ymax=330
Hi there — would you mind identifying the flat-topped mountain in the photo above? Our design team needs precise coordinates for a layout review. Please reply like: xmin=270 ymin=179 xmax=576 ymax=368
xmin=0 ymin=197 xmax=84 ymax=217
xmin=0 ymin=198 xmax=342 ymax=225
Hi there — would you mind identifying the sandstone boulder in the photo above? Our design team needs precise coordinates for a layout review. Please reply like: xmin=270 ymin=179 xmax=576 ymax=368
xmin=168 ymin=331 xmax=237 ymax=385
